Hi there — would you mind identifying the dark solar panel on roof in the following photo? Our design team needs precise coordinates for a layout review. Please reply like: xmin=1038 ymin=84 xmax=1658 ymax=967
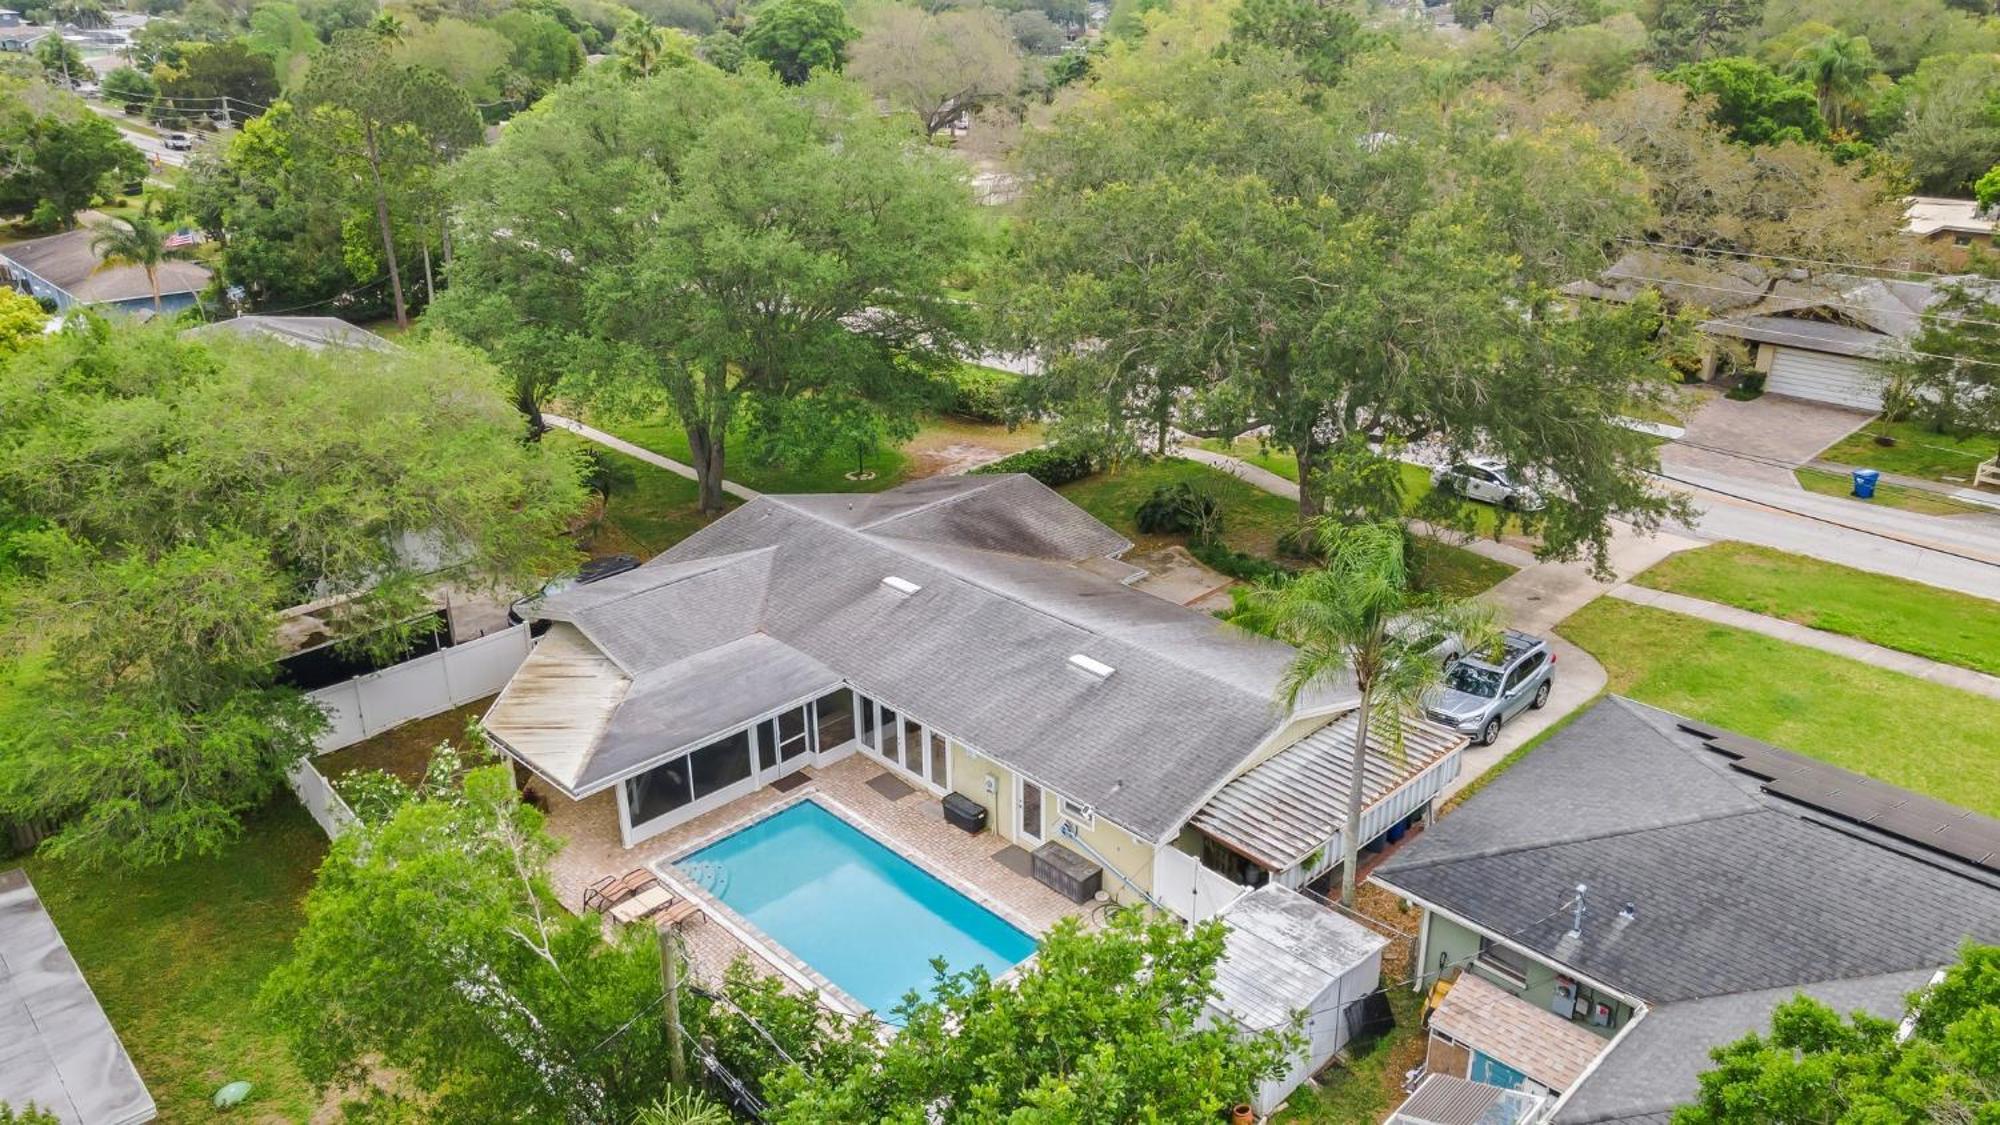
xmin=1708 ymin=737 xmax=2000 ymax=876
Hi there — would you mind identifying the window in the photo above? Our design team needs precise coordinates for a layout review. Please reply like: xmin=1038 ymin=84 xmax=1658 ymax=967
xmin=815 ymin=689 xmax=854 ymax=750
xmin=688 ymin=730 xmax=753 ymax=800
xmin=1955 ymin=233 xmax=1975 ymax=247
xmin=878 ymin=706 xmax=899 ymax=758
xmin=903 ymin=717 xmax=923 ymax=773
xmin=1059 ymin=796 xmax=1094 ymax=829
xmin=778 ymin=706 xmax=809 ymax=761
xmin=1446 ymin=662 xmax=1502 ymax=698
xmin=858 ymin=693 xmax=879 ymax=749
xmin=1477 ymin=936 xmax=1531 ymax=985
xmin=757 ymin=719 xmax=778 ymax=771
xmin=625 ymin=758 xmax=693 ymax=825
xmin=928 ymin=732 xmax=948 ymax=785
xmin=1505 ymin=651 xmax=1547 ymax=694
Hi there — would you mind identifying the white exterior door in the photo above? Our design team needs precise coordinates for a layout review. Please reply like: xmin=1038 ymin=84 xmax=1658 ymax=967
xmin=1766 ymin=348 xmax=1885 ymax=411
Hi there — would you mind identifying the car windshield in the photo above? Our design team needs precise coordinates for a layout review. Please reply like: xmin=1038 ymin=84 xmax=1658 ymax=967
xmin=1445 ymin=663 xmax=1502 ymax=698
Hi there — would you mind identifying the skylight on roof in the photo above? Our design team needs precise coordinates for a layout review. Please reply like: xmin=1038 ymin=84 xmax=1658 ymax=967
xmin=881 ymin=575 xmax=922 ymax=595
xmin=1069 ymin=653 xmax=1114 ymax=679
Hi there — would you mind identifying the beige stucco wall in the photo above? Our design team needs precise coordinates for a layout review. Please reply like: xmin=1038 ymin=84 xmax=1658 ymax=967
xmin=948 ymin=740 xmax=1156 ymax=904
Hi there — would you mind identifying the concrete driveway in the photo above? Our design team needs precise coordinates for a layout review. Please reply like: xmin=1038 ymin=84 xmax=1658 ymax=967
xmin=1661 ymin=390 xmax=1873 ymax=486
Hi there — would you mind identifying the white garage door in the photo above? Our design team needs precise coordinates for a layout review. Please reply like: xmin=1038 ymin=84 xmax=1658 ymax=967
xmin=1765 ymin=348 xmax=1885 ymax=411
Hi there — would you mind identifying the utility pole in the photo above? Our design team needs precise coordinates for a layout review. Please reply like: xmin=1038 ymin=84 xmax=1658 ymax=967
xmin=659 ymin=923 xmax=687 ymax=1087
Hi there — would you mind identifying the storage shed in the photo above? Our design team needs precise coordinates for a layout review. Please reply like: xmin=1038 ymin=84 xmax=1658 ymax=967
xmin=1206 ymin=884 xmax=1389 ymax=1116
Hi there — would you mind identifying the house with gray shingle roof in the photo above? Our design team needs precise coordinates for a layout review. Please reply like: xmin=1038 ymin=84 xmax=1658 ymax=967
xmin=483 ymin=473 xmax=1470 ymax=918
xmin=0 ymin=227 xmax=211 ymax=315
xmin=1371 ymin=696 xmax=2000 ymax=1124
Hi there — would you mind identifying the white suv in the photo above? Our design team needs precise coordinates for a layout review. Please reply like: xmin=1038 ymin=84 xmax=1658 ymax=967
xmin=1434 ymin=458 xmax=1544 ymax=511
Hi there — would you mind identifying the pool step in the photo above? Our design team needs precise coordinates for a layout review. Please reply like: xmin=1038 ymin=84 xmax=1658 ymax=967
xmin=679 ymin=859 xmax=730 ymax=897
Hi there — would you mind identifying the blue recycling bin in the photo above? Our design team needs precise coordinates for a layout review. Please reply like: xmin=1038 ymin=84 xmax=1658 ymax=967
xmin=1851 ymin=469 xmax=1880 ymax=499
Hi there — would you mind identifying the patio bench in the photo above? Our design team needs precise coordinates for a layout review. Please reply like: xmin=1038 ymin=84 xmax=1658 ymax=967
xmin=583 ymin=867 xmax=658 ymax=913
xmin=608 ymin=884 xmax=674 ymax=924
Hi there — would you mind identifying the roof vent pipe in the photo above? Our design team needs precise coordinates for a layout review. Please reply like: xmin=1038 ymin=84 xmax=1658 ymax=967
xmin=1069 ymin=654 xmax=1114 ymax=679
xmin=1567 ymin=883 xmax=1588 ymax=939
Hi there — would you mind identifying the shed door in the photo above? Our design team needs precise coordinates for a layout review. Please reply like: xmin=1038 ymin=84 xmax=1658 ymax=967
xmin=1765 ymin=348 xmax=1885 ymax=411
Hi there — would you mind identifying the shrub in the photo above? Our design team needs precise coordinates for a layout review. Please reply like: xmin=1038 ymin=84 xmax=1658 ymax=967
xmin=1134 ymin=480 xmax=1223 ymax=543
xmin=972 ymin=445 xmax=1095 ymax=486
xmin=1189 ymin=540 xmax=1287 ymax=583
xmin=945 ymin=364 xmax=1020 ymax=423
xmin=1725 ymin=372 xmax=1766 ymax=401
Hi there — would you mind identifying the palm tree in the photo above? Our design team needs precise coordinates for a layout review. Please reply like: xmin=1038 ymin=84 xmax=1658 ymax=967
xmin=1231 ymin=521 xmax=1497 ymax=906
xmin=90 ymin=206 xmax=193 ymax=312
xmin=1787 ymin=31 xmax=1877 ymax=134
xmin=613 ymin=15 xmax=675 ymax=79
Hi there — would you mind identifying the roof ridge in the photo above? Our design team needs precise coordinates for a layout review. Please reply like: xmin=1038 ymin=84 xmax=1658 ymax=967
xmin=754 ymin=490 xmax=1289 ymax=707
xmin=1379 ymin=806 xmax=1773 ymax=877
xmin=849 ymin=475 xmax=1009 ymax=530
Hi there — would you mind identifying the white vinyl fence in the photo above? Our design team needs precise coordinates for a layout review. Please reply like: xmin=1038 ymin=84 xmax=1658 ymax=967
xmin=288 ymin=757 xmax=358 ymax=839
xmin=307 ymin=625 xmax=531 ymax=753
xmin=1153 ymin=847 xmax=1249 ymax=924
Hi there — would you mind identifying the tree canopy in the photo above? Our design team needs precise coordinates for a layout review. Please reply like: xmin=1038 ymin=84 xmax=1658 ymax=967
xmin=741 ymin=0 xmax=855 ymax=83
xmin=1006 ymin=41 xmax=1692 ymax=569
xmin=0 ymin=322 xmax=585 ymax=866
xmin=435 ymin=65 xmax=976 ymax=509
xmin=847 ymin=5 xmax=1023 ymax=137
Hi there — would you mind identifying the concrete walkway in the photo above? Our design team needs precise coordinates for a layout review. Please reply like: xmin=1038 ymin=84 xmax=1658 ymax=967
xmin=544 ymin=414 xmax=762 ymax=502
xmin=1608 ymin=585 xmax=2000 ymax=701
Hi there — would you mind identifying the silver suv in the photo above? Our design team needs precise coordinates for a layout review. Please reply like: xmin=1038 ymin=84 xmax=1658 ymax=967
xmin=1424 ymin=631 xmax=1555 ymax=745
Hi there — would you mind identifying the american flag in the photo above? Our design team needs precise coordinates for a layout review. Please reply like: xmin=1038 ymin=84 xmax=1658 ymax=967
xmin=163 ymin=228 xmax=200 ymax=250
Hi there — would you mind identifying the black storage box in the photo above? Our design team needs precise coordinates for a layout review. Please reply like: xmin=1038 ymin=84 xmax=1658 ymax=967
xmin=942 ymin=791 xmax=988 ymax=835
xmin=1031 ymin=841 xmax=1104 ymax=904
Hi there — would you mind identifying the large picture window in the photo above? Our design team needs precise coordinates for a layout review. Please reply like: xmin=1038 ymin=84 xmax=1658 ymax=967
xmin=815 ymin=689 xmax=854 ymax=749
xmin=625 ymin=758 xmax=692 ymax=825
xmin=689 ymin=730 xmax=753 ymax=799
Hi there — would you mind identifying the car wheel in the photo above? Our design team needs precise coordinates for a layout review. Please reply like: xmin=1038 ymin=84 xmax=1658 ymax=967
xmin=1480 ymin=717 xmax=1501 ymax=746
xmin=1531 ymin=679 xmax=1551 ymax=710
xmin=1502 ymin=493 xmax=1518 ymax=511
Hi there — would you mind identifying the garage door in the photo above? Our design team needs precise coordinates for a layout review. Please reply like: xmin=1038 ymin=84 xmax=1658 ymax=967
xmin=1765 ymin=348 xmax=1885 ymax=411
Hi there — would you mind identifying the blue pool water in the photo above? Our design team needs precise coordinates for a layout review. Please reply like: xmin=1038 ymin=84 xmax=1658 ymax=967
xmin=676 ymin=800 xmax=1036 ymax=1014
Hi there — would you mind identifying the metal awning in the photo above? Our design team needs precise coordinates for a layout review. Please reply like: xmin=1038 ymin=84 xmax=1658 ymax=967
xmin=0 ymin=869 xmax=156 ymax=1124
xmin=1190 ymin=710 xmax=1465 ymax=872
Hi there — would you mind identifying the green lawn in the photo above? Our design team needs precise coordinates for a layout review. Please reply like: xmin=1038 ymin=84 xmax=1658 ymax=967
xmin=1558 ymin=599 xmax=2000 ymax=816
xmin=598 ymin=414 xmax=914 ymax=495
xmin=1192 ymin=437 xmax=1518 ymax=537
xmin=1816 ymin=418 xmax=2000 ymax=484
xmin=17 ymin=802 xmax=328 ymax=1122
xmin=1275 ymin=957 xmax=1427 ymax=1122
xmin=1794 ymin=467 xmax=1974 ymax=517
xmin=1409 ymin=538 xmax=1518 ymax=598
xmin=1056 ymin=456 xmax=1305 ymax=559
xmin=551 ymin=432 xmax=731 ymax=559
xmin=1633 ymin=542 xmax=2000 ymax=676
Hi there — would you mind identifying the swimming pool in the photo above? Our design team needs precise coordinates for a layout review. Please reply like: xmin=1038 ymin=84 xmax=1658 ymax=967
xmin=675 ymin=799 xmax=1036 ymax=1014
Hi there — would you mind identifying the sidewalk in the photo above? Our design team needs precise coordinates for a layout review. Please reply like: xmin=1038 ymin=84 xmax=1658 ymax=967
xmin=544 ymin=414 xmax=761 ymax=502
xmin=1607 ymin=585 xmax=2000 ymax=702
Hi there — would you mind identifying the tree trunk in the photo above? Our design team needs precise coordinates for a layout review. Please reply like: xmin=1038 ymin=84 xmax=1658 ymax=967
xmin=363 ymin=119 xmax=409 ymax=330
xmin=421 ymin=240 xmax=435 ymax=306
xmin=1340 ymin=684 xmax=1372 ymax=907
xmin=1295 ymin=432 xmax=1328 ymax=520
xmin=146 ymin=264 xmax=161 ymax=310
xmin=515 ymin=379 xmax=545 ymax=441
xmin=686 ymin=423 xmax=729 ymax=514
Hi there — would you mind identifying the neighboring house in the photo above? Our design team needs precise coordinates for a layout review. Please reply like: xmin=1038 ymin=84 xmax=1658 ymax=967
xmin=0 ymin=868 xmax=157 ymax=1125
xmin=185 ymin=314 xmax=395 ymax=353
xmin=1567 ymin=250 xmax=1994 ymax=411
xmin=484 ymin=474 xmax=1469 ymax=919
xmin=1905 ymin=196 xmax=1997 ymax=265
xmin=0 ymin=228 xmax=211 ymax=316
xmin=0 ymin=7 xmax=50 ymax=50
xmin=1371 ymin=697 xmax=2000 ymax=1124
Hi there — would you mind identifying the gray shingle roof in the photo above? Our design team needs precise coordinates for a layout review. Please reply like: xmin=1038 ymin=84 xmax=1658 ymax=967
xmin=1372 ymin=697 xmax=2000 ymax=1124
xmin=0 ymin=227 xmax=210 ymax=305
xmin=514 ymin=475 xmax=1349 ymax=838
xmin=1552 ymin=969 xmax=1933 ymax=1124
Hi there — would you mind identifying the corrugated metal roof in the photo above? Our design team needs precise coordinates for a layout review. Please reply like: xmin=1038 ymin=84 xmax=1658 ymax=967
xmin=1190 ymin=711 xmax=1465 ymax=871
xmin=1210 ymin=885 xmax=1385 ymax=1029
xmin=1432 ymin=972 xmax=1609 ymax=1092
xmin=0 ymin=868 xmax=157 ymax=1125
xmin=1392 ymin=1074 xmax=1547 ymax=1125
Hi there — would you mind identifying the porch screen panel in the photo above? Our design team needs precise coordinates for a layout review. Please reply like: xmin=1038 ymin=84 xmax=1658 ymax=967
xmin=756 ymin=719 xmax=777 ymax=771
xmin=689 ymin=730 xmax=753 ymax=800
xmin=779 ymin=706 xmax=809 ymax=760
xmin=815 ymin=689 xmax=854 ymax=750
xmin=858 ymin=693 xmax=880 ymax=750
xmin=625 ymin=757 xmax=694 ymax=825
